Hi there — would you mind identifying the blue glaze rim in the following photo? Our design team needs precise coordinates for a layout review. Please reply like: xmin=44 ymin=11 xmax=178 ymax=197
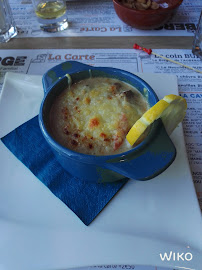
xmin=39 ymin=61 xmax=176 ymax=181
xmin=40 ymin=61 xmax=159 ymax=162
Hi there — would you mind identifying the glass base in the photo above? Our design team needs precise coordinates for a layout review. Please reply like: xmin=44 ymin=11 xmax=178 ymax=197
xmin=40 ymin=19 xmax=68 ymax=33
xmin=0 ymin=25 xmax=17 ymax=43
xmin=192 ymin=49 xmax=202 ymax=60
xmin=192 ymin=38 xmax=202 ymax=60
xmin=192 ymin=11 xmax=202 ymax=60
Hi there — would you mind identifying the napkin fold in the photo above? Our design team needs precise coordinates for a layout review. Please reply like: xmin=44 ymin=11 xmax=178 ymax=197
xmin=1 ymin=116 xmax=127 ymax=225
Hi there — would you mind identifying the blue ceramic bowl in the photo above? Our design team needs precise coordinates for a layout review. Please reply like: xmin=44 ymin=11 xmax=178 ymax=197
xmin=39 ymin=61 xmax=176 ymax=183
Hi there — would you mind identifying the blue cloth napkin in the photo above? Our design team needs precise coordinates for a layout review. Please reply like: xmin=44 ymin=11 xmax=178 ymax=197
xmin=1 ymin=116 xmax=127 ymax=225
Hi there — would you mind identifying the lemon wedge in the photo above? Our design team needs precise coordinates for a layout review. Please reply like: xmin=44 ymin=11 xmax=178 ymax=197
xmin=126 ymin=94 xmax=187 ymax=146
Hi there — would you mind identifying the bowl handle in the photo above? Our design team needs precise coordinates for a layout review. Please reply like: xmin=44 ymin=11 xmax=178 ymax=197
xmin=42 ymin=61 xmax=92 ymax=93
xmin=105 ymin=121 xmax=176 ymax=181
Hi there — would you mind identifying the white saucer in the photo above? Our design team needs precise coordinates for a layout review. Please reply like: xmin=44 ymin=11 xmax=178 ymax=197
xmin=0 ymin=72 xmax=201 ymax=270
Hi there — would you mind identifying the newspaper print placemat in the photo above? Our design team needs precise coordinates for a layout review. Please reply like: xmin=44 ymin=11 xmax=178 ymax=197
xmin=0 ymin=48 xmax=202 ymax=210
xmin=9 ymin=0 xmax=201 ymax=37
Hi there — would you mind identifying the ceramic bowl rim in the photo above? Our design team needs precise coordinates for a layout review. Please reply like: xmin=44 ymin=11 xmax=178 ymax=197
xmin=39 ymin=67 xmax=159 ymax=162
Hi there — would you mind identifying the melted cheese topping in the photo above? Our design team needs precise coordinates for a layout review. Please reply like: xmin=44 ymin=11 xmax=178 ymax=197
xmin=49 ymin=77 xmax=149 ymax=155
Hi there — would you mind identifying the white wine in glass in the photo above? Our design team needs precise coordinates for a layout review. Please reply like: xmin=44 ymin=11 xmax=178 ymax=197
xmin=31 ymin=0 xmax=68 ymax=32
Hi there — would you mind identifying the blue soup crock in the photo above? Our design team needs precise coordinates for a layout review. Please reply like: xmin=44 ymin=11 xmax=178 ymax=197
xmin=39 ymin=61 xmax=176 ymax=183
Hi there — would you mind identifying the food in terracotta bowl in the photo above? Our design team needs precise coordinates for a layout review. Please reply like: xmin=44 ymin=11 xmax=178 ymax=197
xmin=121 ymin=0 xmax=160 ymax=10
xmin=39 ymin=61 xmax=176 ymax=183
xmin=113 ymin=0 xmax=184 ymax=29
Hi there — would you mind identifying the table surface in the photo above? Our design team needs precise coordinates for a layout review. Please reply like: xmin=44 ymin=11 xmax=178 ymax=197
xmin=0 ymin=36 xmax=194 ymax=50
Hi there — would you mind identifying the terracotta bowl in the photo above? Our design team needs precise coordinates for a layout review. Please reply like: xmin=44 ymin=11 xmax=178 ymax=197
xmin=113 ymin=0 xmax=183 ymax=30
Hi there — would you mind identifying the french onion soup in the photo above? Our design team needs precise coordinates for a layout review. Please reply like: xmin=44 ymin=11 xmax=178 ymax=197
xmin=49 ymin=77 xmax=150 ymax=155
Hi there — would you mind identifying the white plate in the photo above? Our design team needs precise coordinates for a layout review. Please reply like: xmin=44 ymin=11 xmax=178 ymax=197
xmin=0 ymin=72 xmax=202 ymax=270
